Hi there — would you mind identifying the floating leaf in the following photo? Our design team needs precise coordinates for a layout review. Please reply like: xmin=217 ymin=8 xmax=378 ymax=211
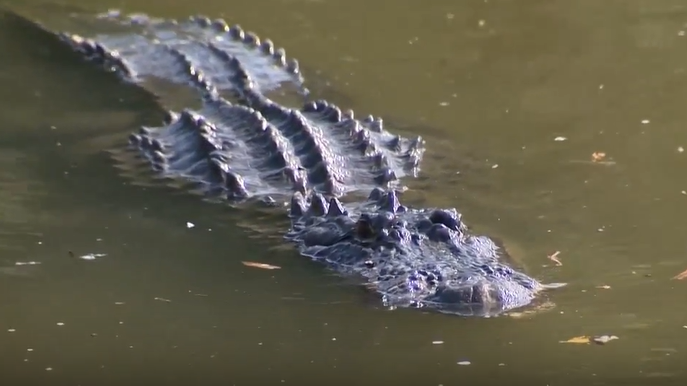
xmin=560 ymin=335 xmax=591 ymax=344
xmin=241 ymin=261 xmax=281 ymax=270
xmin=560 ymin=335 xmax=619 ymax=345
xmin=592 ymin=152 xmax=606 ymax=162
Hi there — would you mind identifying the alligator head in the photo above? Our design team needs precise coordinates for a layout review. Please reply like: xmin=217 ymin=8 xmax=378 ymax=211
xmin=286 ymin=188 xmax=547 ymax=317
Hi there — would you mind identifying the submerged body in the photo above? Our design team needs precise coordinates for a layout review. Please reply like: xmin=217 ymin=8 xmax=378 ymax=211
xmin=7 ymin=8 xmax=563 ymax=317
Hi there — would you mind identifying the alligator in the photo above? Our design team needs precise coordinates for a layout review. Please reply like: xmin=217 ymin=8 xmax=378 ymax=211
xmin=5 ymin=8 xmax=565 ymax=317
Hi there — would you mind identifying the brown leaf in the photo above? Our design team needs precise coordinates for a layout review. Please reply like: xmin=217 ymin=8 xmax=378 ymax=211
xmin=547 ymin=251 xmax=562 ymax=266
xmin=560 ymin=335 xmax=619 ymax=345
xmin=241 ymin=261 xmax=281 ymax=270
xmin=672 ymin=268 xmax=687 ymax=280
xmin=560 ymin=335 xmax=591 ymax=344
xmin=591 ymin=152 xmax=606 ymax=162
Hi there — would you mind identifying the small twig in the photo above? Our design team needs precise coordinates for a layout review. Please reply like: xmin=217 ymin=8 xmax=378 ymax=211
xmin=241 ymin=261 xmax=281 ymax=270
xmin=547 ymin=251 xmax=562 ymax=266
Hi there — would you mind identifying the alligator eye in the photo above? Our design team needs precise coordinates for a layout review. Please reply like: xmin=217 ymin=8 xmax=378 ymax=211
xmin=355 ymin=219 xmax=375 ymax=239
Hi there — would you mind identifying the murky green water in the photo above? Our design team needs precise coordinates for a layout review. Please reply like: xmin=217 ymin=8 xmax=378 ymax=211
xmin=2 ymin=0 xmax=687 ymax=384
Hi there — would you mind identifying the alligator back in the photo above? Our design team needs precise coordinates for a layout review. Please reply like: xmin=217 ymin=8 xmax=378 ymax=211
xmin=18 ymin=9 xmax=426 ymax=205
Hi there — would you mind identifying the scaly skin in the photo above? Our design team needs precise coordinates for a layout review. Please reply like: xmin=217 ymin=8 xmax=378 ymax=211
xmin=57 ymin=13 xmax=424 ymax=202
xmin=6 ymin=8 xmax=564 ymax=317
xmin=287 ymin=188 xmax=548 ymax=317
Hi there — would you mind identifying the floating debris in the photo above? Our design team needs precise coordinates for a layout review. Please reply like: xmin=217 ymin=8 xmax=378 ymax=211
xmin=595 ymin=285 xmax=611 ymax=290
xmin=554 ymin=136 xmax=567 ymax=142
xmin=56 ymin=322 xmax=64 ymax=326
xmin=593 ymin=335 xmax=619 ymax=345
xmin=15 ymin=261 xmax=41 ymax=266
xmin=592 ymin=152 xmax=606 ymax=162
xmin=153 ymin=297 xmax=172 ymax=302
xmin=432 ymin=340 xmax=444 ymax=345
xmin=186 ymin=222 xmax=195 ymax=229
xmin=457 ymin=360 xmax=471 ymax=366
xmin=114 ymin=302 xmax=125 ymax=305
xmin=7 ymin=328 xmax=15 ymax=332
xmin=560 ymin=335 xmax=619 ymax=345
xmin=672 ymin=268 xmax=687 ymax=280
xmin=78 ymin=253 xmax=107 ymax=261
xmin=641 ymin=119 xmax=650 ymax=124
xmin=547 ymin=251 xmax=562 ymax=266
xmin=571 ymin=152 xmax=617 ymax=166
xmin=241 ymin=261 xmax=281 ymax=270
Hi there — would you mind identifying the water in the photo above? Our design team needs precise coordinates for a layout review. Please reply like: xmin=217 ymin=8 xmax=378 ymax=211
xmin=2 ymin=0 xmax=687 ymax=384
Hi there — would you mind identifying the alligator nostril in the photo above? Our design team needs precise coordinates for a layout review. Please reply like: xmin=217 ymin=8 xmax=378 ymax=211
xmin=429 ymin=210 xmax=461 ymax=231
xmin=355 ymin=218 xmax=375 ymax=239
xmin=471 ymin=284 xmax=486 ymax=304
xmin=426 ymin=223 xmax=452 ymax=243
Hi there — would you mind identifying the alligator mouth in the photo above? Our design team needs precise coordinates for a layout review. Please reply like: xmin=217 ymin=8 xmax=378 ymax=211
xmin=5 ymin=7 xmax=564 ymax=317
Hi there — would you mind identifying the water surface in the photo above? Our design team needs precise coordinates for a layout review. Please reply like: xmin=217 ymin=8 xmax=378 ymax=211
xmin=2 ymin=0 xmax=687 ymax=385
